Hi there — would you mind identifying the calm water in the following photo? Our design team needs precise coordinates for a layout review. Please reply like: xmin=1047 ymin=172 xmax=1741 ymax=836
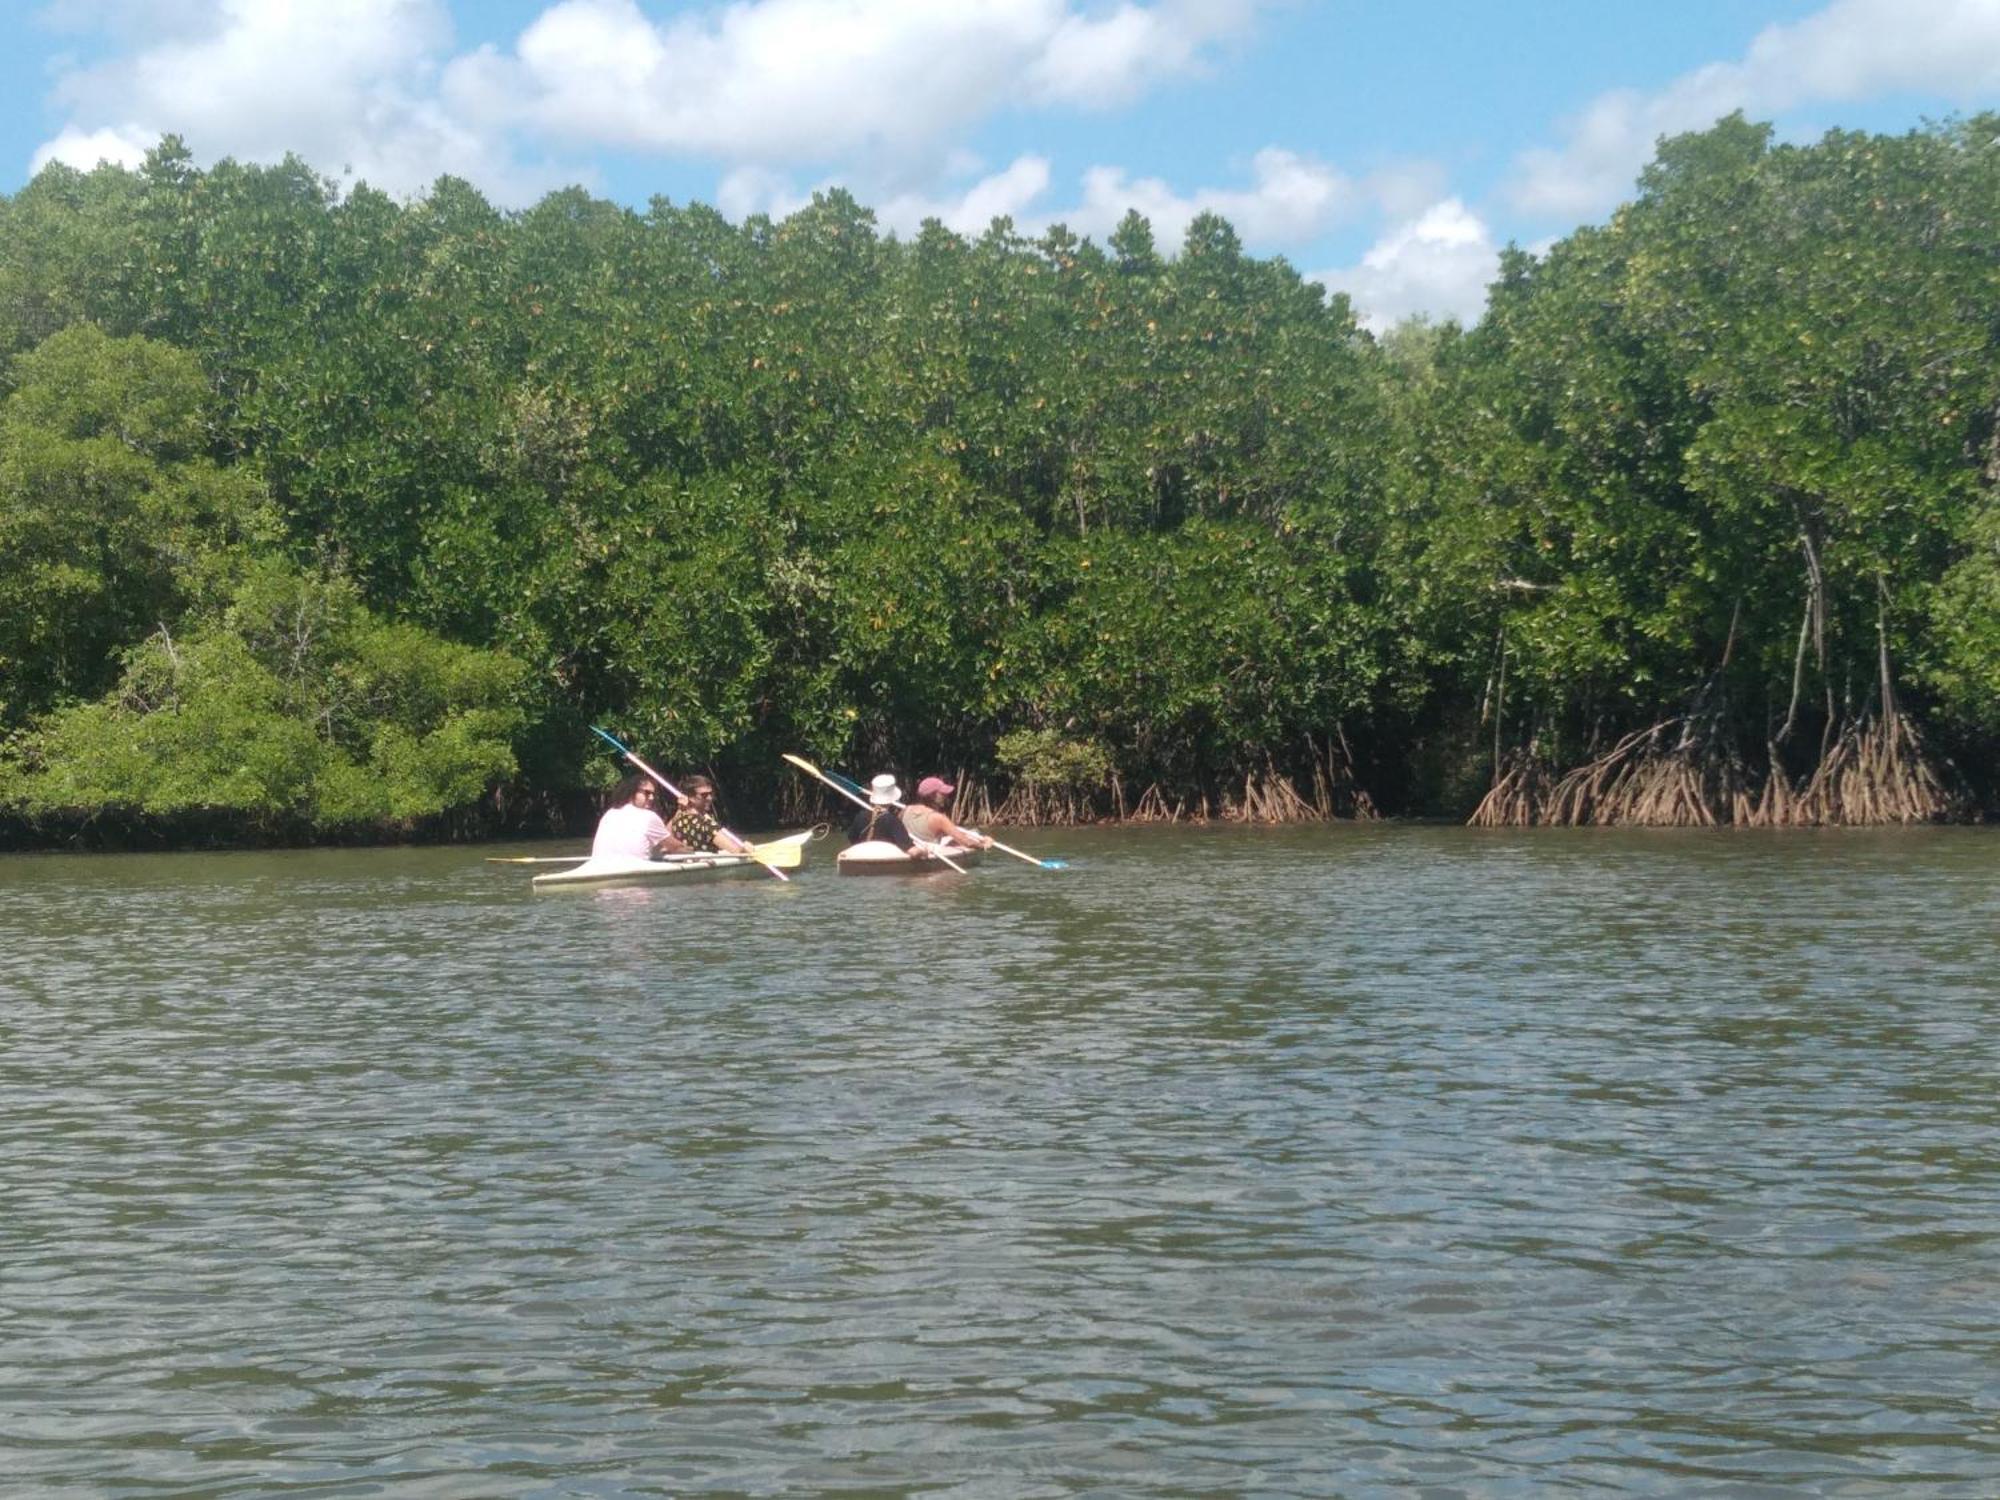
xmin=2 ymin=825 xmax=1996 ymax=1497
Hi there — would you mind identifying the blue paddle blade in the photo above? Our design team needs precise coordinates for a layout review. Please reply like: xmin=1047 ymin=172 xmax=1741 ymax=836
xmin=590 ymin=724 xmax=631 ymax=756
xmin=823 ymin=766 xmax=866 ymax=798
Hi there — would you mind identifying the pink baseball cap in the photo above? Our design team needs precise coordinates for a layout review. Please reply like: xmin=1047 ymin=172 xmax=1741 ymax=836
xmin=917 ymin=776 xmax=955 ymax=798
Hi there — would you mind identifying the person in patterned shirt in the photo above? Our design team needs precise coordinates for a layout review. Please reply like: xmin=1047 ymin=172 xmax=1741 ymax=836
xmin=668 ymin=775 xmax=754 ymax=855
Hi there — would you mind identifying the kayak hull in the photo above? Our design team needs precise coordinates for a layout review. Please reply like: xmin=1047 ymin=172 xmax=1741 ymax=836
xmin=836 ymin=839 xmax=982 ymax=875
xmin=533 ymin=830 xmax=811 ymax=889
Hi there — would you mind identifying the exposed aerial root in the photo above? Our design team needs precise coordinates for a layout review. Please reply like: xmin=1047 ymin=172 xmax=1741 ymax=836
xmin=1541 ymin=719 xmax=1749 ymax=827
xmin=1473 ymin=710 xmax=1962 ymax=828
xmin=944 ymin=758 xmax=1378 ymax=826
xmin=1469 ymin=749 xmax=1551 ymax=827
xmin=1311 ymin=730 xmax=1380 ymax=821
xmin=988 ymin=780 xmax=1099 ymax=827
xmin=1758 ymin=712 xmax=1959 ymax=826
xmin=1128 ymin=783 xmax=1199 ymax=823
xmin=1219 ymin=766 xmax=1322 ymax=823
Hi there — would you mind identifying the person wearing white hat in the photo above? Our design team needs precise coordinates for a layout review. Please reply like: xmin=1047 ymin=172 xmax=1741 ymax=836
xmin=902 ymin=775 xmax=993 ymax=851
xmin=845 ymin=772 xmax=932 ymax=858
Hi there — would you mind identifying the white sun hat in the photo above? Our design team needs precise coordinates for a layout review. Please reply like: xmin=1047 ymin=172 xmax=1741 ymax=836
xmin=868 ymin=773 xmax=901 ymax=805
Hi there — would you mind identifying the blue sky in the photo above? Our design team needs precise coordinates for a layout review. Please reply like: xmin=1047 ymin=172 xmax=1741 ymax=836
xmin=4 ymin=1 xmax=1996 ymax=327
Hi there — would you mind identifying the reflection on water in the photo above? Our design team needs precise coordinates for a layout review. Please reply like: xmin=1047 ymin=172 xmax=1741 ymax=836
xmin=2 ymin=826 xmax=1996 ymax=1494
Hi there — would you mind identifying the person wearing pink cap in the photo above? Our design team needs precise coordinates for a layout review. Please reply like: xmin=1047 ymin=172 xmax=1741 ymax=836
xmin=903 ymin=775 xmax=993 ymax=851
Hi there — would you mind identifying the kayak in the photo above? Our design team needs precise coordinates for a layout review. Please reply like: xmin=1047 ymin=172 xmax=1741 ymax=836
xmin=836 ymin=838 xmax=983 ymax=875
xmin=532 ymin=830 xmax=812 ymax=890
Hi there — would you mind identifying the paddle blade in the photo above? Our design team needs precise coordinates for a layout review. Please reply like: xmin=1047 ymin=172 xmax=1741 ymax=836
xmin=822 ymin=766 xmax=867 ymax=799
xmin=590 ymin=724 xmax=632 ymax=756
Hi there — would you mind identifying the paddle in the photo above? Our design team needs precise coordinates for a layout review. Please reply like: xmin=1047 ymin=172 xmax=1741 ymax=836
xmin=811 ymin=760 xmax=1068 ymax=870
xmin=486 ymin=854 xmax=591 ymax=865
xmin=781 ymin=753 xmax=967 ymax=873
xmin=981 ymin=835 xmax=1070 ymax=872
xmin=590 ymin=726 xmax=790 ymax=882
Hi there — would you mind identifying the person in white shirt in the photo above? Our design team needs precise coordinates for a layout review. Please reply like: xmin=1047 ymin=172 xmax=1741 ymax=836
xmin=591 ymin=774 xmax=691 ymax=859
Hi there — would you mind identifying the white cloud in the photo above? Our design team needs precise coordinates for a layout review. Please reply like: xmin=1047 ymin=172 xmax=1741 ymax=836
xmin=1072 ymin=147 xmax=1350 ymax=244
xmin=446 ymin=0 xmax=1261 ymax=172
xmin=720 ymin=146 xmax=1354 ymax=248
xmin=1314 ymin=198 xmax=1500 ymax=332
xmin=1507 ymin=0 xmax=2000 ymax=220
xmin=715 ymin=163 xmax=817 ymax=223
xmin=33 ymin=0 xmax=575 ymax=201
xmin=34 ymin=0 xmax=219 ymax=40
xmin=1028 ymin=0 xmax=1259 ymax=108
xmin=31 ymin=124 xmax=154 ymax=174
xmin=1362 ymin=159 xmax=1451 ymax=222
xmin=31 ymin=0 xmax=1269 ymax=201
xmin=869 ymin=155 xmax=1056 ymax=235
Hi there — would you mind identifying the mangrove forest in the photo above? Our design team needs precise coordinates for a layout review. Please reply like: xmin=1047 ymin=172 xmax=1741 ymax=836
xmin=2 ymin=113 xmax=1998 ymax=843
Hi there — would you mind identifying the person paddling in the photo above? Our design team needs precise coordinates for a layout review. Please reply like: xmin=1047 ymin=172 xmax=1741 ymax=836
xmin=903 ymin=775 xmax=993 ymax=852
xmin=847 ymin=774 xmax=934 ymax=860
xmin=592 ymin=773 xmax=691 ymax=859
xmin=668 ymin=775 xmax=754 ymax=855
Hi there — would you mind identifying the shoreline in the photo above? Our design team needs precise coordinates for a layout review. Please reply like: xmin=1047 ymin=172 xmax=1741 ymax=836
xmin=3 ymin=810 xmax=1989 ymax=858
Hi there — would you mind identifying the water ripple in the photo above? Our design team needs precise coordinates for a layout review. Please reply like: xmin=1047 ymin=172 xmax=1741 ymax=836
xmin=2 ymin=827 xmax=1997 ymax=1494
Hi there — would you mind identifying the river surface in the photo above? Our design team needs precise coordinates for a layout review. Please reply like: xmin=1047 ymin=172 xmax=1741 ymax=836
xmin=2 ymin=825 xmax=1996 ymax=1497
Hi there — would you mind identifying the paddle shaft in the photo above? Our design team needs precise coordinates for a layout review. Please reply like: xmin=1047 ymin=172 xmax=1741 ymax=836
xmin=810 ymin=760 xmax=993 ymax=874
xmin=818 ymin=763 xmax=1063 ymax=870
xmin=983 ymin=836 xmax=1061 ymax=870
xmin=781 ymin=754 xmax=966 ymax=873
xmin=820 ymin=764 xmax=1064 ymax=868
xmin=593 ymin=727 xmax=788 ymax=881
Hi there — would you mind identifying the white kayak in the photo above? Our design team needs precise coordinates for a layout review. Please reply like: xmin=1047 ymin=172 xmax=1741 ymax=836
xmin=836 ymin=838 xmax=983 ymax=875
xmin=532 ymin=830 xmax=812 ymax=889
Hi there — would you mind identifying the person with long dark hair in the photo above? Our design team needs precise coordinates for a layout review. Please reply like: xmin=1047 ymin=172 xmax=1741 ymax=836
xmin=592 ymin=773 xmax=690 ymax=859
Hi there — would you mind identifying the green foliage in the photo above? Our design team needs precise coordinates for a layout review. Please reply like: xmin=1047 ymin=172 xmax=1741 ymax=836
xmin=1424 ymin=112 xmax=2000 ymax=781
xmin=3 ymin=113 xmax=1998 ymax=832
xmin=999 ymin=522 xmax=1382 ymax=780
xmin=0 ymin=160 xmax=149 ymax=368
xmin=1923 ymin=498 xmax=2000 ymax=732
xmin=995 ymin=728 xmax=1112 ymax=795
xmin=0 ymin=324 xmax=271 ymax=725
xmin=6 ymin=557 xmax=526 ymax=829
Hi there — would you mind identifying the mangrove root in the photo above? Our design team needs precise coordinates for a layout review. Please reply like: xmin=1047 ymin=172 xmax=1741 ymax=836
xmin=987 ymin=779 xmax=1101 ymax=827
xmin=1312 ymin=730 xmax=1380 ymax=821
xmin=1469 ymin=750 xmax=1552 ymax=827
xmin=1755 ymin=712 xmax=1960 ymax=826
xmin=1475 ymin=711 xmax=1962 ymax=828
xmin=1541 ymin=719 xmax=1750 ymax=827
xmin=1219 ymin=767 xmax=1323 ymax=824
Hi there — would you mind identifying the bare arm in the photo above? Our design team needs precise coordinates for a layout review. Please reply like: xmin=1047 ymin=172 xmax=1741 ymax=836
xmin=930 ymin=813 xmax=992 ymax=849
